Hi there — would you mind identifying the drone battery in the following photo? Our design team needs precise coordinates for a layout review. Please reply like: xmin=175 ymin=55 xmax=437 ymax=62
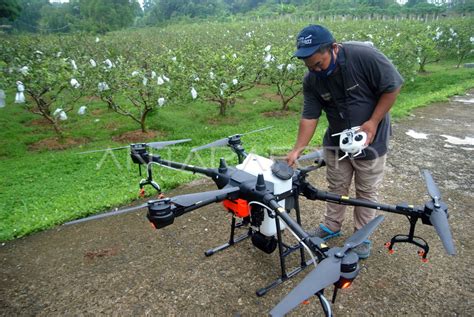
xmin=222 ymin=199 xmax=249 ymax=218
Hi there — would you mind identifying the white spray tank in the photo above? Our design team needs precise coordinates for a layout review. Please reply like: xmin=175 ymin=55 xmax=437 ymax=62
xmin=236 ymin=154 xmax=292 ymax=236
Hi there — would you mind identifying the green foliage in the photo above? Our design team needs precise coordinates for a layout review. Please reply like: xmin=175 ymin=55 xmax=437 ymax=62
xmin=2 ymin=35 xmax=91 ymax=135
xmin=6 ymin=0 xmax=474 ymax=34
xmin=0 ymin=0 xmax=21 ymax=21
xmin=11 ymin=0 xmax=49 ymax=32
xmin=436 ymin=19 xmax=474 ymax=68
xmin=77 ymin=0 xmax=140 ymax=33
xmin=38 ymin=3 xmax=76 ymax=33
xmin=187 ymin=33 xmax=265 ymax=115
xmin=261 ymin=42 xmax=306 ymax=111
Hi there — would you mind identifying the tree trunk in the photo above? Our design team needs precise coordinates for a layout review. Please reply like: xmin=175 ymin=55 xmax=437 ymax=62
xmin=43 ymin=114 xmax=63 ymax=137
xmin=140 ymin=110 xmax=149 ymax=133
xmin=219 ymin=100 xmax=227 ymax=116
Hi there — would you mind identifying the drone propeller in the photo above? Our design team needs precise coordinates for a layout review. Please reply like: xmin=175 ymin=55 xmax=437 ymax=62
xmin=270 ymin=215 xmax=385 ymax=317
xmin=190 ymin=126 xmax=272 ymax=152
xmin=78 ymin=139 xmax=192 ymax=154
xmin=66 ymin=187 xmax=240 ymax=226
xmin=147 ymin=139 xmax=192 ymax=150
xmin=421 ymin=170 xmax=456 ymax=255
xmin=64 ymin=202 xmax=148 ymax=226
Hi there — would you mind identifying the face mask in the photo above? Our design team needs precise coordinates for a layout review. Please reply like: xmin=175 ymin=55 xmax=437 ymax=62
xmin=311 ymin=48 xmax=337 ymax=79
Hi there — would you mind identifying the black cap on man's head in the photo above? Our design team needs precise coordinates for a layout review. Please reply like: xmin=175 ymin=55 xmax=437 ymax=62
xmin=293 ymin=25 xmax=335 ymax=59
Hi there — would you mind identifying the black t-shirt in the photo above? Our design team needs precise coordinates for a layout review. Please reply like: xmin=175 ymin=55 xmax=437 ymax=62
xmin=302 ymin=41 xmax=404 ymax=159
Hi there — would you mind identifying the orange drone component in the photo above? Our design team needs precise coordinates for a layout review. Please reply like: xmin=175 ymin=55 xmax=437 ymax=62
xmin=223 ymin=199 xmax=250 ymax=218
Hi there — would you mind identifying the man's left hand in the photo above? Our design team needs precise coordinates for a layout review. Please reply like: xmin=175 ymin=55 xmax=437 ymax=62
xmin=360 ymin=120 xmax=378 ymax=145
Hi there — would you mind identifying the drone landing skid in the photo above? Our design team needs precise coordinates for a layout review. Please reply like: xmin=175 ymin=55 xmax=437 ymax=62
xmin=204 ymin=216 xmax=251 ymax=257
xmin=385 ymin=216 xmax=430 ymax=262
xmin=205 ymin=190 xmax=313 ymax=298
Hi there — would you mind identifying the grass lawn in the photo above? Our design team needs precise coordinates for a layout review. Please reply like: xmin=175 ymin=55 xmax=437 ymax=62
xmin=0 ymin=61 xmax=472 ymax=241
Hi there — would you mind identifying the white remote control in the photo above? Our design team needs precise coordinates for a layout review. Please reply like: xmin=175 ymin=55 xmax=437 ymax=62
xmin=332 ymin=126 xmax=368 ymax=160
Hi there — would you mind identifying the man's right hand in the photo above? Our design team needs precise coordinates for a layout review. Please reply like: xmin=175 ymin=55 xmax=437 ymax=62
xmin=286 ymin=118 xmax=319 ymax=167
xmin=285 ymin=149 xmax=301 ymax=167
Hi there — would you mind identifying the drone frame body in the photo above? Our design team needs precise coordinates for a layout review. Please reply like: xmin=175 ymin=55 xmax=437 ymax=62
xmin=72 ymin=133 xmax=455 ymax=316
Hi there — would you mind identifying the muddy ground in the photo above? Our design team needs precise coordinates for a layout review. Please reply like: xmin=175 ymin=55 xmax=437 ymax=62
xmin=1 ymin=92 xmax=473 ymax=316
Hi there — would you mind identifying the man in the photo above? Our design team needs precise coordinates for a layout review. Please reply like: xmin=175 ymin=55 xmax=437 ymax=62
xmin=286 ymin=25 xmax=403 ymax=259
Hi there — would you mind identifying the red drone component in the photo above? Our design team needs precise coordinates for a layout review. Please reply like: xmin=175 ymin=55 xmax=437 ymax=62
xmin=139 ymin=188 xmax=146 ymax=198
xmin=223 ymin=199 xmax=250 ymax=218
xmin=384 ymin=242 xmax=391 ymax=248
xmin=388 ymin=249 xmax=395 ymax=254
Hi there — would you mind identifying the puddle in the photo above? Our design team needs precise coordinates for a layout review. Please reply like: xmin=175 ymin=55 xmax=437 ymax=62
xmin=405 ymin=129 xmax=429 ymax=139
xmin=440 ymin=134 xmax=474 ymax=146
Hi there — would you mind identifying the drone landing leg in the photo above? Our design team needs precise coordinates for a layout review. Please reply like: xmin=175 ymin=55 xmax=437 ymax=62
xmin=256 ymin=197 xmax=312 ymax=297
xmin=385 ymin=216 xmax=430 ymax=262
xmin=204 ymin=216 xmax=250 ymax=257
xmin=293 ymin=194 xmax=307 ymax=267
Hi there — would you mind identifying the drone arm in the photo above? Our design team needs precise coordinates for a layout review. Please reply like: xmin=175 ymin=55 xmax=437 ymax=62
xmin=267 ymin=197 xmax=310 ymax=239
xmin=174 ymin=188 xmax=240 ymax=217
xmin=148 ymin=155 xmax=217 ymax=178
xmin=263 ymin=196 xmax=327 ymax=254
xmin=147 ymin=187 xmax=240 ymax=229
xmin=301 ymin=182 xmax=423 ymax=217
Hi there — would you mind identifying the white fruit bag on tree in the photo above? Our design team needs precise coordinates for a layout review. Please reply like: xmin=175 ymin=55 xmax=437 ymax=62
xmin=15 ymin=81 xmax=25 ymax=104
xmin=0 ymin=89 xmax=5 ymax=108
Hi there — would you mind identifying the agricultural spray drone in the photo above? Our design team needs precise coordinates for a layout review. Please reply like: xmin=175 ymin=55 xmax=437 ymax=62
xmin=70 ymin=127 xmax=455 ymax=316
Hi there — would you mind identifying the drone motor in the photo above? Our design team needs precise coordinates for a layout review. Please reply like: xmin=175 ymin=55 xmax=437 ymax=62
xmin=130 ymin=143 xmax=148 ymax=164
xmin=147 ymin=199 xmax=174 ymax=229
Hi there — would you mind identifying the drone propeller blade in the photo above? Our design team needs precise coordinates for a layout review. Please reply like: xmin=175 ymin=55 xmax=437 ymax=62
xmin=429 ymin=206 xmax=456 ymax=255
xmin=422 ymin=170 xmax=441 ymax=200
xmin=190 ymin=137 xmax=229 ymax=152
xmin=191 ymin=126 xmax=273 ymax=152
xmin=271 ymin=216 xmax=385 ymax=316
xmin=241 ymin=125 xmax=273 ymax=136
xmin=78 ymin=145 xmax=129 ymax=154
xmin=64 ymin=202 xmax=148 ymax=226
xmin=147 ymin=138 xmax=192 ymax=150
xmin=269 ymin=256 xmax=341 ymax=317
xmin=421 ymin=170 xmax=455 ymax=255
xmin=171 ymin=187 xmax=240 ymax=207
xmin=344 ymin=215 xmax=385 ymax=250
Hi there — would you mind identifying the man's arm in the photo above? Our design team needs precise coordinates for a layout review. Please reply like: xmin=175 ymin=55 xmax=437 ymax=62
xmin=360 ymin=87 xmax=401 ymax=144
xmin=286 ymin=118 xmax=319 ymax=166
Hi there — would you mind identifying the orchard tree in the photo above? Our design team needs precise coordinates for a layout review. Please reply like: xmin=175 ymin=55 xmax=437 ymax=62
xmin=262 ymin=43 xmax=305 ymax=111
xmin=8 ymin=39 xmax=90 ymax=136
xmin=86 ymin=50 xmax=178 ymax=133
xmin=413 ymin=24 xmax=441 ymax=72
xmin=188 ymin=36 xmax=264 ymax=116
xmin=438 ymin=20 xmax=474 ymax=68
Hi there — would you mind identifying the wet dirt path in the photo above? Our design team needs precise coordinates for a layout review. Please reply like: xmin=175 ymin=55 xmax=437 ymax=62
xmin=1 ymin=92 xmax=473 ymax=316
